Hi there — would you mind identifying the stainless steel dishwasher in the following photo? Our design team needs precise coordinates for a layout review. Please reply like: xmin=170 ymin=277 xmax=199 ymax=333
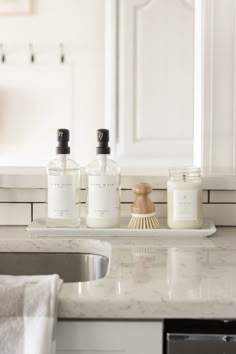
xmin=165 ymin=319 xmax=236 ymax=354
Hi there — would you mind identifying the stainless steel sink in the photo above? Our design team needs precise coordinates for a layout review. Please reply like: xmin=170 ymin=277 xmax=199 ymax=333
xmin=0 ymin=253 xmax=109 ymax=282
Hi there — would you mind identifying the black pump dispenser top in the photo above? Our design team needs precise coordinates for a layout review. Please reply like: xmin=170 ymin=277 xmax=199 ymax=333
xmin=56 ymin=128 xmax=70 ymax=154
xmin=96 ymin=129 xmax=111 ymax=155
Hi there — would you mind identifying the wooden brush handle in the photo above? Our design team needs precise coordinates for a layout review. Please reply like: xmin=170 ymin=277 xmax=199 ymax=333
xmin=131 ymin=182 xmax=155 ymax=214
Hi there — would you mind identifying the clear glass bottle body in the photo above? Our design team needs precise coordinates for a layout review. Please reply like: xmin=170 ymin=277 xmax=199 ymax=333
xmin=86 ymin=154 xmax=120 ymax=228
xmin=167 ymin=167 xmax=203 ymax=229
xmin=47 ymin=154 xmax=80 ymax=227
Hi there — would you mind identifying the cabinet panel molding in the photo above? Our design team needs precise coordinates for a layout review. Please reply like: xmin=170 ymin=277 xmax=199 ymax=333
xmin=203 ymin=0 xmax=236 ymax=176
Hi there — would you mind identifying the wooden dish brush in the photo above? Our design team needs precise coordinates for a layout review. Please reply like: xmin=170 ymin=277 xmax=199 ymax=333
xmin=128 ymin=182 xmax=160 ymax=229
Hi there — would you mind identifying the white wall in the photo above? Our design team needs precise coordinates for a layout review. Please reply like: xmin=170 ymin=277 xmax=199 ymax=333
xmin=0 ymin=0 xmax=104 ymax=166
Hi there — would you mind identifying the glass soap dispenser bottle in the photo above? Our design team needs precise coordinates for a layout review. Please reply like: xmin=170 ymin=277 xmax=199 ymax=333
xmin=47 ymin=128 xmax=80 ymax=228
xmin=86 ymin=129 xmax=120 ymax=228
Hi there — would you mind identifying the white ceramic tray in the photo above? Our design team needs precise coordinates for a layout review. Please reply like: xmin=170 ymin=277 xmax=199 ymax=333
xmin=27 ymin=218 xmax=216 ymax=238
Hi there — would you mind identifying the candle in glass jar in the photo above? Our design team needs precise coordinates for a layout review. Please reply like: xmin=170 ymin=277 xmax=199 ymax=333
xmin=167 ymin=167 xmax=203 ymax=229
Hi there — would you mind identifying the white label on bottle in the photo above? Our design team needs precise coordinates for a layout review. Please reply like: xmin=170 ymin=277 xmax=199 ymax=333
xmin=173 ymin=190 xmax=197 ymax=221
xmin=48 ymin=175 xmax=76 ymax=219
xmin=88 ymin=176 xmax=118 ymax=218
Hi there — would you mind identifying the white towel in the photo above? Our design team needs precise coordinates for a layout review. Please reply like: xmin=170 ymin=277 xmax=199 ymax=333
xmin=0 ymin=274 xmax=63 ymax=354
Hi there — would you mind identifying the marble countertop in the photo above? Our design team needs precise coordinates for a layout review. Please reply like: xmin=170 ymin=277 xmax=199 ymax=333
xmin=1 ymin=226 xmax=236 ymax=319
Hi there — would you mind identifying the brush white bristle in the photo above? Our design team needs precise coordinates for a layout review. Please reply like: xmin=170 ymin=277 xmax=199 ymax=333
xmin=128 ymin=214 xmax=160 ymax=229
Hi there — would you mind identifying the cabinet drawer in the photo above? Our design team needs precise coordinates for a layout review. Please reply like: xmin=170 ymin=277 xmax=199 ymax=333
xmin=56 ymin=321 xmax=163 ymax=354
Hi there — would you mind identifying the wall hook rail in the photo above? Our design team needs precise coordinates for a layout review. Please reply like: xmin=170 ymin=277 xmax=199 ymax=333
xmin=0 ymin=42 xmax=78 ymax=64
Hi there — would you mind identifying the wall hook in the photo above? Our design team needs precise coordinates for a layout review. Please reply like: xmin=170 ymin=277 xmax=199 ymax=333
xmin=29 ymin=43 xmax=35 ymax=63
xmin=60 ymin=43 xmax=65 ymax=64
xmin=0 ymin=44 xmax=5 ymax=63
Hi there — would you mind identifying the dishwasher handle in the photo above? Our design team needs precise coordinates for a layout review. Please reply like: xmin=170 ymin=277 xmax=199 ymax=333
xmin=167 ymin=333 xmax=236 ymax=343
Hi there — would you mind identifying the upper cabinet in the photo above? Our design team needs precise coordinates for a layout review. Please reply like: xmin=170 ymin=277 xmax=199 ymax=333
xmin=105 ymin=0 xmax=196 ymax=173
xmin=105 ymin=0 xmax=236 ymax=177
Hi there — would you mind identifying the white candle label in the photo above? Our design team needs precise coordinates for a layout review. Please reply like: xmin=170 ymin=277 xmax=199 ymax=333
xmin=48 ymin=175 xmax=76 ymax=219
xmin=173 ymin=190 xmax=197 ymax=221
xmin=88 ymin=176 xmax=117 ymax=218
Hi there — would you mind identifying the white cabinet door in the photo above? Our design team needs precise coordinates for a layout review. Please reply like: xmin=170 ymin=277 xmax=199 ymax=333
xmin=107 ymin=0 xmax=195 ymax=171
xmin=56 ymin=321 xmax=162 ymax=354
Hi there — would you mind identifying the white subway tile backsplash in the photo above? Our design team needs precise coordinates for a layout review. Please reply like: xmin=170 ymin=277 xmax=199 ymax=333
xmin=203 ymin=204 xmax=236 ymax=226
xmin=0 ymin=188 xmax=46 ymax=202
xmin=0 ymin=188 xmax=208 ymax=204
xmin=120 ymin=190 xmax=208 ymax=204
xmin=0 ymin=167 xmax=46 ymax=188
xmin=80 ymin=190 xmax=86 ymax=203
xmin=203 ymin=191 xmax=209 ymax=203
xmin=155 ymin=204 xmax=167 ymax=219
xmin=30 ymin=201 xmax=236 ymax=226
xmin=210 ymin=190 xmax=236 ymax=203
xmin=21 ymin=201 xmax=236 ymax=226
xmin=120 ymin=176 xmax=168 ymax=189
xmin=0 ymin=203 xmax=31 ymax=225
xmin=33 ymin=203 xmax=46 ymax=220
xmin=80 ymin=189 xmax=167 ymax=203
xmin=0 ymin=169 xmax=235 ymax=190
xmin=202 ymin=176 xmax=236 ymax=190
xmin=0 ymin=179 xmax=232 ymax=226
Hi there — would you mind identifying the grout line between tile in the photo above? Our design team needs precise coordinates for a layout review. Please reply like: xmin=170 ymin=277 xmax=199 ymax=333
xmin=31 ymin=203 xmax=33 ymax=222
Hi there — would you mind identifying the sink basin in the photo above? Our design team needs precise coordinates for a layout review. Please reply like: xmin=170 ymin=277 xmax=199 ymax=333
xmin=0 ymin=252 xmax=109 ymax=282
